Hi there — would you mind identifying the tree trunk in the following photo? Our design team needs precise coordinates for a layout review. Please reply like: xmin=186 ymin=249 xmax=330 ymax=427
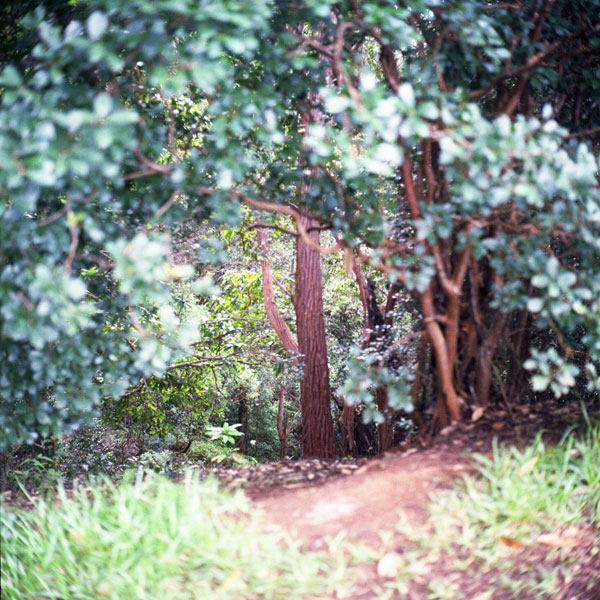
xmin=257 ymin=227 xmax=299 ymax=357
xmin=339 ymin=404 xmax=358 ymax=456
xmin=353 ymin=261 xmax=394 ymax=453
xmin=376 ymin=386 xmax=394 ymax=452
xmin=237 ymin=391 xmax=248 ymax=453
xmin=257 ymin=223 xmax=335 ymax=458
xmin=277 ymin=384 xmax=289 ymax=459
xmin=294 ymin=215 xmax=336 ymax=458
xmin=333 ymin=391 xmax=358 ymax=457
xmin=475 ymin=312 xmax=507 ymax=407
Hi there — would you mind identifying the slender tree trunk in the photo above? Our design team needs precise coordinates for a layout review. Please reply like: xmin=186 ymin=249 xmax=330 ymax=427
xmin=277 ymin=384 xmax=289 ymax=459
xmin=294 ymin=215 xmax=336 ymax=458
xmin=507 ymin=310 xmax=531 ymax=400
xmin=257 ymin=227 xmax=299 ymax=357
xmin=376 ymin=386 xmax=394 ymax=451
xmin=352 ymin=261 xmax=395 ymax=452
xmin=339 ymin=404 xmax=358 ymax=456
xmin=333 ymin=391 xmax=358 ymax=457
xmin=237 ymin=390 xmax=248 ymax=453
xmin=475 ymin=312 xmax=507 ymax=407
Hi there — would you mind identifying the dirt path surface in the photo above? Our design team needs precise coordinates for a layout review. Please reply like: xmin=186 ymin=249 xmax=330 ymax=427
xmin=249 ymin=400 xmax=594 ymax=551
xmin=244 ymin=401 xmax=599 ymax=600
xmin=251 ymin=445 xmax=471 ymax=549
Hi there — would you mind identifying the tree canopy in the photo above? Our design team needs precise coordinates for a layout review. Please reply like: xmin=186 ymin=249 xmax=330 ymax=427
xmin=1 ymin=0 xmax=599 ymax=451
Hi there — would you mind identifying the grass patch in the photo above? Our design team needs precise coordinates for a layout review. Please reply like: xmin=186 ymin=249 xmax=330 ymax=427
xmin=431 ymin=423 xmax=600 ymax=547
xmin=381 ymin=422 xmax=600 ymax=599
xmin=1 ymin=472 xmax=351 ymax=600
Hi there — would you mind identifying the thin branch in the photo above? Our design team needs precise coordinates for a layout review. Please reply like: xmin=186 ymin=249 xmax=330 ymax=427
xmin=36 ymin=202 xmax=70 ymax=227
xmin=295 ymin=34 xmax=335 ymax=60
xmin=531 ymin=0 xmax=557 ymax=47
xmin=432 ymin=29 xmax=448 ymax=92
xmin=273 ymin=278 xmax=294 ymax=299
xmin=122 ymin=168 xmax=159 ymax=181
xmin=17 ymin=291 xmax=34 ymax=312
xmin=155 ymin=189 xmax=181 ymax=219
xmin=133 ymin=148 xmax=173 ymax=174
xmin=198 ymin=186 xmax=341 ymax=256
xmin=469 ymin=23 xmax=600 ymax=100
xmin=563 ymin=126 xmax=600 ymax=139
xmin=246 ymin=222 xmax=298 ymax=237
xmin=64 ymin=219 xmax=79 ymax=276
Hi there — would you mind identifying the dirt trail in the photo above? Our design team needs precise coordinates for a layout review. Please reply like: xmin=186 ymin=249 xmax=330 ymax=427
xmin=251 ymin=444 xmax=472 ymax=549
xmin=247 ymin=402 xmax=600 ymax=600
xmin=250 ymin=400 xmax=593 ymax=550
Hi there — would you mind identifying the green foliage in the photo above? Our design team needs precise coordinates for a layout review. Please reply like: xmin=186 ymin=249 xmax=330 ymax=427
xmin=102 ymin=367 xmax=217 ymax=440
xmin=7 ymin=454 xmax=60 ymax=494
xmin=0 ymin=0 xmax=266 ymax=446
xmin=131 ymin=449 xmax=173 ymax=474
xmin=2 ymin=0 xmax=599 ymax=448
xmin=339 ymin=350 xmax=414 ymax=423
xmin=447 ymin=424 xmax=600 ymax=536
xmin=0 ymin=473 xmax=347 ymax=599
xmin=202 ymin=422 xmax=257 ymax=465
xmin=206 ymin=422 xmax=243 ymax=445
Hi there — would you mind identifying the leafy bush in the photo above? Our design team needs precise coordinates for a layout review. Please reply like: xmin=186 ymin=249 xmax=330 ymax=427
xmin=129 ymin=449 xmax=174 ymax=474
xmin=54 ymin=422 xmax=127 ymax=479
xmin=0 ymin=473 xmax=345 ymax=600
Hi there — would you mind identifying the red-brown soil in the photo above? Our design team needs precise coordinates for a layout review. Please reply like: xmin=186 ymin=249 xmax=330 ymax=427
xmin=252 ymin=444 xmax=471 ymax=549
xmin=248 ymin=400 xmax=600 ymax=599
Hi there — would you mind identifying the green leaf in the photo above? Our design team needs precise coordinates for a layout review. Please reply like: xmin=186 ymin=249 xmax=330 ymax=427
xmin=527 ymin=298 xmax=544 ymax=313
xmin=531 ymin=375 xmax=550 ymax=391
xmin=93 ymin=94 xmax=113 ymax=118
xmin=398 ymin=83 xmax=415 ymax=108
xmin=0 ymin=65 xmax=22 ymax=87
xmin=531 ymin=275 xmax=549 ymax=288
xmin=87 ymin=11 xmax=109 ymax=40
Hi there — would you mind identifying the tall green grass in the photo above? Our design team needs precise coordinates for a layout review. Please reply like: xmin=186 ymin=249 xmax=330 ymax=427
xmin=388 ymin=421 xmax=600 ymax=599
xmin=432 ymin=421 xmax=600 ymax=546
xmin=1 ymin=473 xmax=348 ymax=600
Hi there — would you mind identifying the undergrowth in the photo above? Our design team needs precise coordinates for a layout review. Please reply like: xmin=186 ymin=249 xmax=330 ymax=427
xmin=3 ymin=421 xmax=598 ymax=600
xmin=0 ymin=472 xmax=351 ymax=600
xmin=384 ymin=421 xmax=600 ymax=599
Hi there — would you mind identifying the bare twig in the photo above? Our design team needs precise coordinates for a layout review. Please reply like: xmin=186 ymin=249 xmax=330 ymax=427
xmin=36 ymin=202 xmax=70 ymax=227
xmin=17 ymin=291 xmax=35 ymax=312
xmin=246 ymin=222 xmax=298 ymax=236
xmin=133 ymin=148 xmax=173 ymax=174
xmin=563 ymin=126 xmax=600 ymax=139
xmin=155 ymin=189 xmax=181 ymax=219
xmin=469 ymin=23 xmax=600 ymax=100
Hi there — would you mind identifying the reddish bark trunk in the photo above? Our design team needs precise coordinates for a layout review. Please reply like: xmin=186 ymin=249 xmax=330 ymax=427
xmin=376 ymin=386 xmax=393 ymax=452
xmin=257 ymin=227 xmax=299 ymax=358
xmin=295 ymin=215 xmax=336 ymax=458
xmin=339 ymin=404 xmax=358 ymax=457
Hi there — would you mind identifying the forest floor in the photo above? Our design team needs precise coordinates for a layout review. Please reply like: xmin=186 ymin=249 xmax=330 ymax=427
xmin=241 ymin=400 xmax=599 ymax=600
xmin=2 ymin=400 xmax=598 ymax=599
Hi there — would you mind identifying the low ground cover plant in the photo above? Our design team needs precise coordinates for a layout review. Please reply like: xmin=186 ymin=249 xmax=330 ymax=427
xmin=382 ymin=420 xmax=600 ymax=599
xmin=0 ymin=472 xmax=350 ymax=600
